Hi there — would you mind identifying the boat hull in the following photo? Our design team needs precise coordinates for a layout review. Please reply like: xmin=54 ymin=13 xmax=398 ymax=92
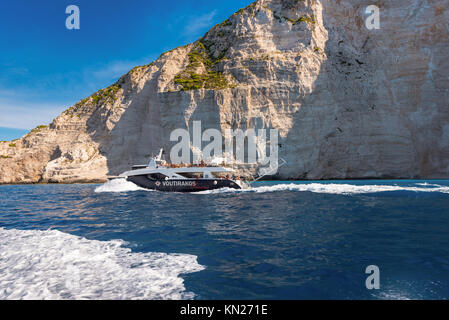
xmin=127 ymin=175 xmax=241 ymax=192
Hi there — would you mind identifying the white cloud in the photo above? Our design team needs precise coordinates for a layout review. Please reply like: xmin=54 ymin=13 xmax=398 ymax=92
xmin=89 ymin=57 xmax=155 ymax=82
xmin=0 ymin=101 xmax=66 ymax=130
xmin=0 ymin=56 xmax=158 ymax=130
xmin=181 ymin=10 xmax=217 ymax=39
xmin=91 ymin=61 xmax=136 ymax=80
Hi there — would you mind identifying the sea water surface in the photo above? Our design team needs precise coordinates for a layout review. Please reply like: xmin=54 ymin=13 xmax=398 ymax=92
xmin=0 ymin=180 xmax=448 ymax=299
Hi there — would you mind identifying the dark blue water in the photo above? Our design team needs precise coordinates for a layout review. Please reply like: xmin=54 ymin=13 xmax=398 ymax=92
xmin=1 ymin=180 xmax=448 ymax=299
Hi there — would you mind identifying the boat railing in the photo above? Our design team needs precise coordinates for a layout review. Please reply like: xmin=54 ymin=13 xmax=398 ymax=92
xmin=158 ymin=161 xmax=230 ymax=169
xmin=246 ymin=158 xmax=287 ymax=186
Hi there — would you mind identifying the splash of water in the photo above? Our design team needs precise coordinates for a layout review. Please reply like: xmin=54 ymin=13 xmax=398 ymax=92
xmin=95 ymin=178 xmax=148 ymax=193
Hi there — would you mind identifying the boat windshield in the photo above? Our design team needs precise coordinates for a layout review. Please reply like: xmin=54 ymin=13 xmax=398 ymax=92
xmin=147 ymin=173 xmax=168 ymax=180
xmin=177 ymin=172 xmax=203 ymax=179
xmin=131 ymin=165 xmax=147 ymax=170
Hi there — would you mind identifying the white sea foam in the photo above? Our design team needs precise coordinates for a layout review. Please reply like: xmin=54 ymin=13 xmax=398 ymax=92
xmin=95 ymin=178 xmax=148 ymax=193
xmin=197 ymin=183 xmax=449 ymax=195
xmin=415 ymin=182 xmax=441 ymax=187
xmin=0 ymin=227 xmax=204 ymax=300
xmin=95 ymin=179 xmax=449 ymax=195
xmin=375 ymin=290 xmax=412 ymax=300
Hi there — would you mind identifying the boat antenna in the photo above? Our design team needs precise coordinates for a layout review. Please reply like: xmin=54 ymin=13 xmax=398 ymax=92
xmin=156 ymin=148 xmax=163 ymax=161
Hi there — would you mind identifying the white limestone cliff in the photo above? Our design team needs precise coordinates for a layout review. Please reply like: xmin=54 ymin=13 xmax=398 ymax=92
xmin=1 ymin=0 xmax=448 ymax=183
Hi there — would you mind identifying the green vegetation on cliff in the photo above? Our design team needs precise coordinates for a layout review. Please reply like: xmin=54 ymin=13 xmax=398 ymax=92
xmin=29 ymin=125 xmax=48 ymax=134
xmin=174 ymin=41 xmax=233 ymax=91
xmin=285 ymin=15 xmax=316 ymax=25
xmin=236 ymin=3 xmax=256 ymax=16
xmin=63 ymin=81 xmax=123 ymax=117
xmin=75 ymin=83 xmax=121 ymax=108
xmin=91 ymin=83 xmax=121 ymax=104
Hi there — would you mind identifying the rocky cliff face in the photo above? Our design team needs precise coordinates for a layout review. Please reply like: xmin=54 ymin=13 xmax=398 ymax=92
xmin=1 ymin=0 xmax=448 ymax=183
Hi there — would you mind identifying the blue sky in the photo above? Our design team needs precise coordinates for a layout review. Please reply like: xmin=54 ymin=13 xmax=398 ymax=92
xmin=0 ymin=0 xmax=253 ymax=141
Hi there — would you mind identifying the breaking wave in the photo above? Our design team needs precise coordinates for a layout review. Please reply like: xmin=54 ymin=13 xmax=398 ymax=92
xmin=0 ymin=227 xmax=204 ymax=300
